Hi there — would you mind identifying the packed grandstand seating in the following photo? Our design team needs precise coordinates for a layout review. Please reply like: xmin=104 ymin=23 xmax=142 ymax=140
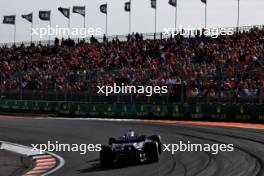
xmin=0 ymin=27 xmax=263 ymax=100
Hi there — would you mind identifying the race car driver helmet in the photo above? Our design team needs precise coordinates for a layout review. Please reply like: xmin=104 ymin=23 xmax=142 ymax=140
xmin=125 ymin=130 xmax=136 ymax=137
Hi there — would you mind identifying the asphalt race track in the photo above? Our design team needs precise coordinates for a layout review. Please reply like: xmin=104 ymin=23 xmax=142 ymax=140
xmin=0 ymin=117 xmax=264 ymax=176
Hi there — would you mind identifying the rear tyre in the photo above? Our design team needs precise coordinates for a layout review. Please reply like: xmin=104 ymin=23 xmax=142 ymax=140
xmin=144 ymin=142 xmax=159 ymax=163
xmin=100 ymin=146 xmax=114 ymax=168
xmin=149 ymin=135 xmax=162 ymax=154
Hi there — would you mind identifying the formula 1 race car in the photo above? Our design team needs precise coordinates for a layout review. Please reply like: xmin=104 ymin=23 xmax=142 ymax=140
xmin=100 ymin=130 xmax=162 ymax=167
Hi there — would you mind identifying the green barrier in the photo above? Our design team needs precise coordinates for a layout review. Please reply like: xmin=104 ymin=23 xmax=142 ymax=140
xmin=47 ymin=101 xmax=61 ymax=112
xmin=38 ymin=101 xmax=51 ymax=111
xmin=201 ymin=103 xmax=212 ymax=119
xmin=0 ymin=100 xmax=60 ymax=113
xmin=210 ymin=104 xmax=227 ymax=121
xmin=120 ymin=104 xmax=136 ymax=117
xmin=1 ymin=100 xmax=264 ymax=123
xmin=32 ymin=101 xmax=40 ymax=111
xmin=135 ymin=104 xmax=154 ymax=117
xmin=60 ymin=102 xmax=73 ymax=115
xmin=0 ymin=100 xmax=12 ymax=109
xmin=12 ymin=100 xmax=23 ymax=110
xmin=23 ymin=100 xmax=32 ymax=110
xmin=103 ymin=104 xmax=115 ymax=117
xmin=257 ymin=104 xmax=264 ymax=122
xmin=109 ymin=103 xmax=135 ymax=117
xmin=19 ymin=100 xmax=33 ymax=110
xmin=153 ymin=104 xmax=168 ymax=118
xmin=189 ymin=104 xmax=204 ymax=120
xmin=88 ymin=104 xmax=102 ymax=117
xmin=246 ymin=104 xmax=258 ymax=120
xmin=74 ymin=103 xmax=88 ymax=116
xmin=234 ymin=104 xmax=252 ymax=121
xmin=20 ymin=101 xmax=29 ymax=110
xmin=0 ymin=100 xmax=24 ymax=110
xmin=33 ymin=101 xmax=50 ymax=111
xmin=111 ymin=104 xmax=123 ymax=117
xmin=223 ymin=104 xmax=236 ymax=121
xmin=167 ymin=104 xmax=185 ymax=119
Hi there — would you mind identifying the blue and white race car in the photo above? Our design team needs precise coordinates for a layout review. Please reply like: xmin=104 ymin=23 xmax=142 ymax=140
xmin=100 ymin=130 xmax=162 ymax=167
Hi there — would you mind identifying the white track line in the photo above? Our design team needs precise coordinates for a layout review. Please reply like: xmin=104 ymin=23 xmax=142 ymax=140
xmin=44 ymin=117 xmax=264 ymax=130
xmin=42 ymin=151 xmax=65 ymax=176
xmin=0 ymin=141 xmax=65 ymax=176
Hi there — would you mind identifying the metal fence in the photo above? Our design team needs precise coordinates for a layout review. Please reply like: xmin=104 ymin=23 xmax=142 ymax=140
xmin=0 ymin=88 xmax=181 ymax=103
xmin=0 ymin=87 xmax=263 ymax=104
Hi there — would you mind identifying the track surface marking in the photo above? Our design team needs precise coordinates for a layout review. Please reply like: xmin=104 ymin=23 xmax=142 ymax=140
xmin=0 ymin=117 xmax=263 ymax=176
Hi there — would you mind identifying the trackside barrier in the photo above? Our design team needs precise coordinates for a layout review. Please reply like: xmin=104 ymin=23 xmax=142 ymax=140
xmin=0 ymin=100 xmax=263 ymax=123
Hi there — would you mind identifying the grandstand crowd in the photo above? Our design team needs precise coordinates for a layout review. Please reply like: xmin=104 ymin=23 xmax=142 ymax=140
xmin=0 ymin=27 xmax=263 ymax=99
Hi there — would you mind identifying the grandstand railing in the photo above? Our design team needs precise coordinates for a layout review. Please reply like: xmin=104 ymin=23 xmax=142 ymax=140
xmin=0 ymin=25 xmax=263 ymax=47
xmin=0 ymin=87 xmax=263 ymax=104
xmin=0 ymin=88 xmax=181 ymax=103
